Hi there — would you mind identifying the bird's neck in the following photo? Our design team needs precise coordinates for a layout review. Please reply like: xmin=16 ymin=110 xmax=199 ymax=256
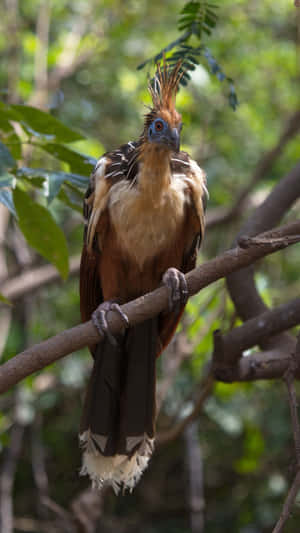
xmin=138 ymin=143 xmax=171 ymax=204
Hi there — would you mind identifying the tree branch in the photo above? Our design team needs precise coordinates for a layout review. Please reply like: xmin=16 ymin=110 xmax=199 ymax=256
xmin=213 ymin=297 xmax=300 ymax=369
xmin=155 ymin=280 xmax=300 ymax=445
xmin=0 ymin=255 xmax=80 ymax=303
xmin=0 ymin=221 xmax=299 ymax=395
xmin=227 ymin=161 xmax=300 ymax=353
xmin=206 ymin=110 xmax=300 ymax=229
xmin=227 ymin=162 xmax=300 ymax=313
xmin=272 ymin=471 xmax=300 ymax=533
xmin=157 ymin=304 xmax=300 ymax=445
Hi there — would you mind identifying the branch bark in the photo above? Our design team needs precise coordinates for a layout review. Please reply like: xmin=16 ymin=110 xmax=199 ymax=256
xmin=157 ymin=304 xmax=300 ymax=444
xmin=0 ymin=255 xmax=80 ymax=303
xmin=0 ymin=221 xmax=299 ymax=395
xmin=227 ymin=162 xmax=300 ymax=318
xmin=272 ymin=470 xmax=300 ymax=533
xmin=212 ymin=297 xmax=300 ymax=369
xmin=227 ymin=161 xmax=300 ymax=354
xmin=272 ymin=335 xmax=300 ymax=533
xmin=206 ymin=110 xmax=300 ymax=229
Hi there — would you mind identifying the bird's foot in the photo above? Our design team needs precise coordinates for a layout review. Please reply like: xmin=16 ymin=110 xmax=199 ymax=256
xmin=162 ymin=268 xmax=189 ymax=313
xmin=92 ymin=301 xmax=129 ymax=346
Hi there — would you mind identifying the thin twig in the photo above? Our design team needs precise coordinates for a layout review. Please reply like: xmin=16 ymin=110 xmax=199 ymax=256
xmin=238 ymin=234 xmax=300 ymax=249
xmin=0 ymin=423 xmax=25 ymax=533
xmin=184 ymin=421 xmax=205 ymax=533
xmin=41 ymin=497 xmax=76 ymax=533
xmin=31 ymin=413 xmax=50 ymax=519
xmin=272 ymin=334 xmax=300 ymax=533
xmin=157 ymin=293 xmax=225 ymax=412
xmin=272 ymin=471 xmax=300 ymax=533
xmin=284 ymin=339 xmax=300 ymax=464
xmin=70 ymin=487 xmax=104 ymax=533
xmin=156 ymin=331 xmax=191 ymax=412
xmin=157 ymin=372 xmax=214 ymax=445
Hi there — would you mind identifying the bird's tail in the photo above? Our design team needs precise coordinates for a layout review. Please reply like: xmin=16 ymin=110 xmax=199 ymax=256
xmin=79 ymin=318 xmax=158 ymax=493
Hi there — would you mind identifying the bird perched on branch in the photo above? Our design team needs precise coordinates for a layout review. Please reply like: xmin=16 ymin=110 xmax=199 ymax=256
xmin=79 ymin=60 xmax=208 ymax=493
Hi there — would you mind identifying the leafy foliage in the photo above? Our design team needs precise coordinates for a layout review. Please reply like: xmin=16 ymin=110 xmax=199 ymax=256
xmin=138 ymin=0 xmax=238 ymax=110
xmin=0 ymin=0 xmax=239 ymax=278
xmin=178 ymin=1 xmax=218 ymax=36
xmin=13 ymin=187 xmax=69 ymax=279
xmin=0 ymin=140 xmax=15 ymax=172
xmin=9 ymin=104 xmax=84 ymax=143
xmin=0 ymin=100 xmax=90 ymax=277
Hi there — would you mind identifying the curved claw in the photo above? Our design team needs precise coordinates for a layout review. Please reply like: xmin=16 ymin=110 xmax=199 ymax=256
xmin=92 ymin=301 xmax=129 ymax=346
xmin=162 ymin=268 xmax=189 ymax=313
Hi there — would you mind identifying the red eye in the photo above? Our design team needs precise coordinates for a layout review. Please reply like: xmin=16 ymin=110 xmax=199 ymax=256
xmin=155 ymin=120 xmax=164 ymax=131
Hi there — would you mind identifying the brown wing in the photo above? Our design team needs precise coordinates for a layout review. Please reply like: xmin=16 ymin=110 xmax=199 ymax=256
xmin=157 ymin=153 xmax=208 ymax=355
xmin=80 ymin=142 xmax=141 ymax=352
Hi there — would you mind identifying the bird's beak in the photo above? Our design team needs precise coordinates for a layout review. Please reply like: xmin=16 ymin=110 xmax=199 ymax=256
xmin=169 ymin=128 xmax=180 ymax=152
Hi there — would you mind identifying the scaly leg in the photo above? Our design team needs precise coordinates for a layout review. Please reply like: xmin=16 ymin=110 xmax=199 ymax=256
xmin=162 ymin=267 xmax=189 ymax=313
xmin=92 ymin=301 xmax=129 ymax=346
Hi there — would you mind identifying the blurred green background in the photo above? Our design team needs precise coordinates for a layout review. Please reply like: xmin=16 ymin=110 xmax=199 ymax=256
xmin=0 ymin=1 xmax=299 ymax=532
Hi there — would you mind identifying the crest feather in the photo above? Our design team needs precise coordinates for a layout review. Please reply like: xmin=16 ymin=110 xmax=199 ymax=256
xmin=148 ymin=58 xmax=183 ymax=113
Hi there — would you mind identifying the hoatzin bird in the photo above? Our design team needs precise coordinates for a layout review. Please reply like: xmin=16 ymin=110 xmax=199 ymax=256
xmin=79 ymin=61 xmax=208 ymax=492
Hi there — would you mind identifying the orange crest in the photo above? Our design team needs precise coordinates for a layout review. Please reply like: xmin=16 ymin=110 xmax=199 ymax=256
xmin=148 ymin=59 xmax=183 ymax=112
xmin=145 ymin=59 xmax=183 ymax=130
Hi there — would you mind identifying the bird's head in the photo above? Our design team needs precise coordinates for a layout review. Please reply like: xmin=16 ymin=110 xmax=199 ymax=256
xmin=143 ymin=60 xmax=183 ymax=153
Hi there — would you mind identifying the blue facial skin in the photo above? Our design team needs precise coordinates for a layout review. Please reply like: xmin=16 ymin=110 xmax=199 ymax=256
xmin=148 ymin=118 xmax=180 ymax=152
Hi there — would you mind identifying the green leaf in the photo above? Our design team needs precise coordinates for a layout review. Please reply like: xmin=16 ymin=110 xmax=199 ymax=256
xmin=0 ymin=116 xmax=14 ymax=133
xmin=65 ymin=173 xmax=89 ymax=188
xmin=40 ymin=143 xmax=96 ymax=175
xmin=6 ymin=133 xmax=22 ymax=160
xmin=45 ymin=170 xmax=88 ymax=203
xmin=17 ymin=167 xmax=89 ymax=202
xmin=46 ymin=173 xmax=66 ymax=204
xmin=13 ymin=187 xmax=69 ymax=279
xmin=0 ymin=101 xmax=20 ymax=122
xmin=0 ymin=292 xmax=12 ymax=306
xmin=0 ymin=114 xmax=22 ymax=160
xmin=10 ymin=105 xmax=85 ymax=143
xmin=137 ymin=32 xmax=192 ymax=70
xmin=17 ymin=167 xmax=48 ymax=180
xmin=0 ymin=189 xmax=16 ymax=216
xmin=0 ymin=140 xmax=15 ymax=172
xmin=0 ymin=172 xmax=15 ymax=188
xmin=180 ymin=1 xmax=200 ymax=15
xmin=17 ymin=167 xmax=88 ymax=187
xmin=58 ymin=186 xmax=83 ymax=213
